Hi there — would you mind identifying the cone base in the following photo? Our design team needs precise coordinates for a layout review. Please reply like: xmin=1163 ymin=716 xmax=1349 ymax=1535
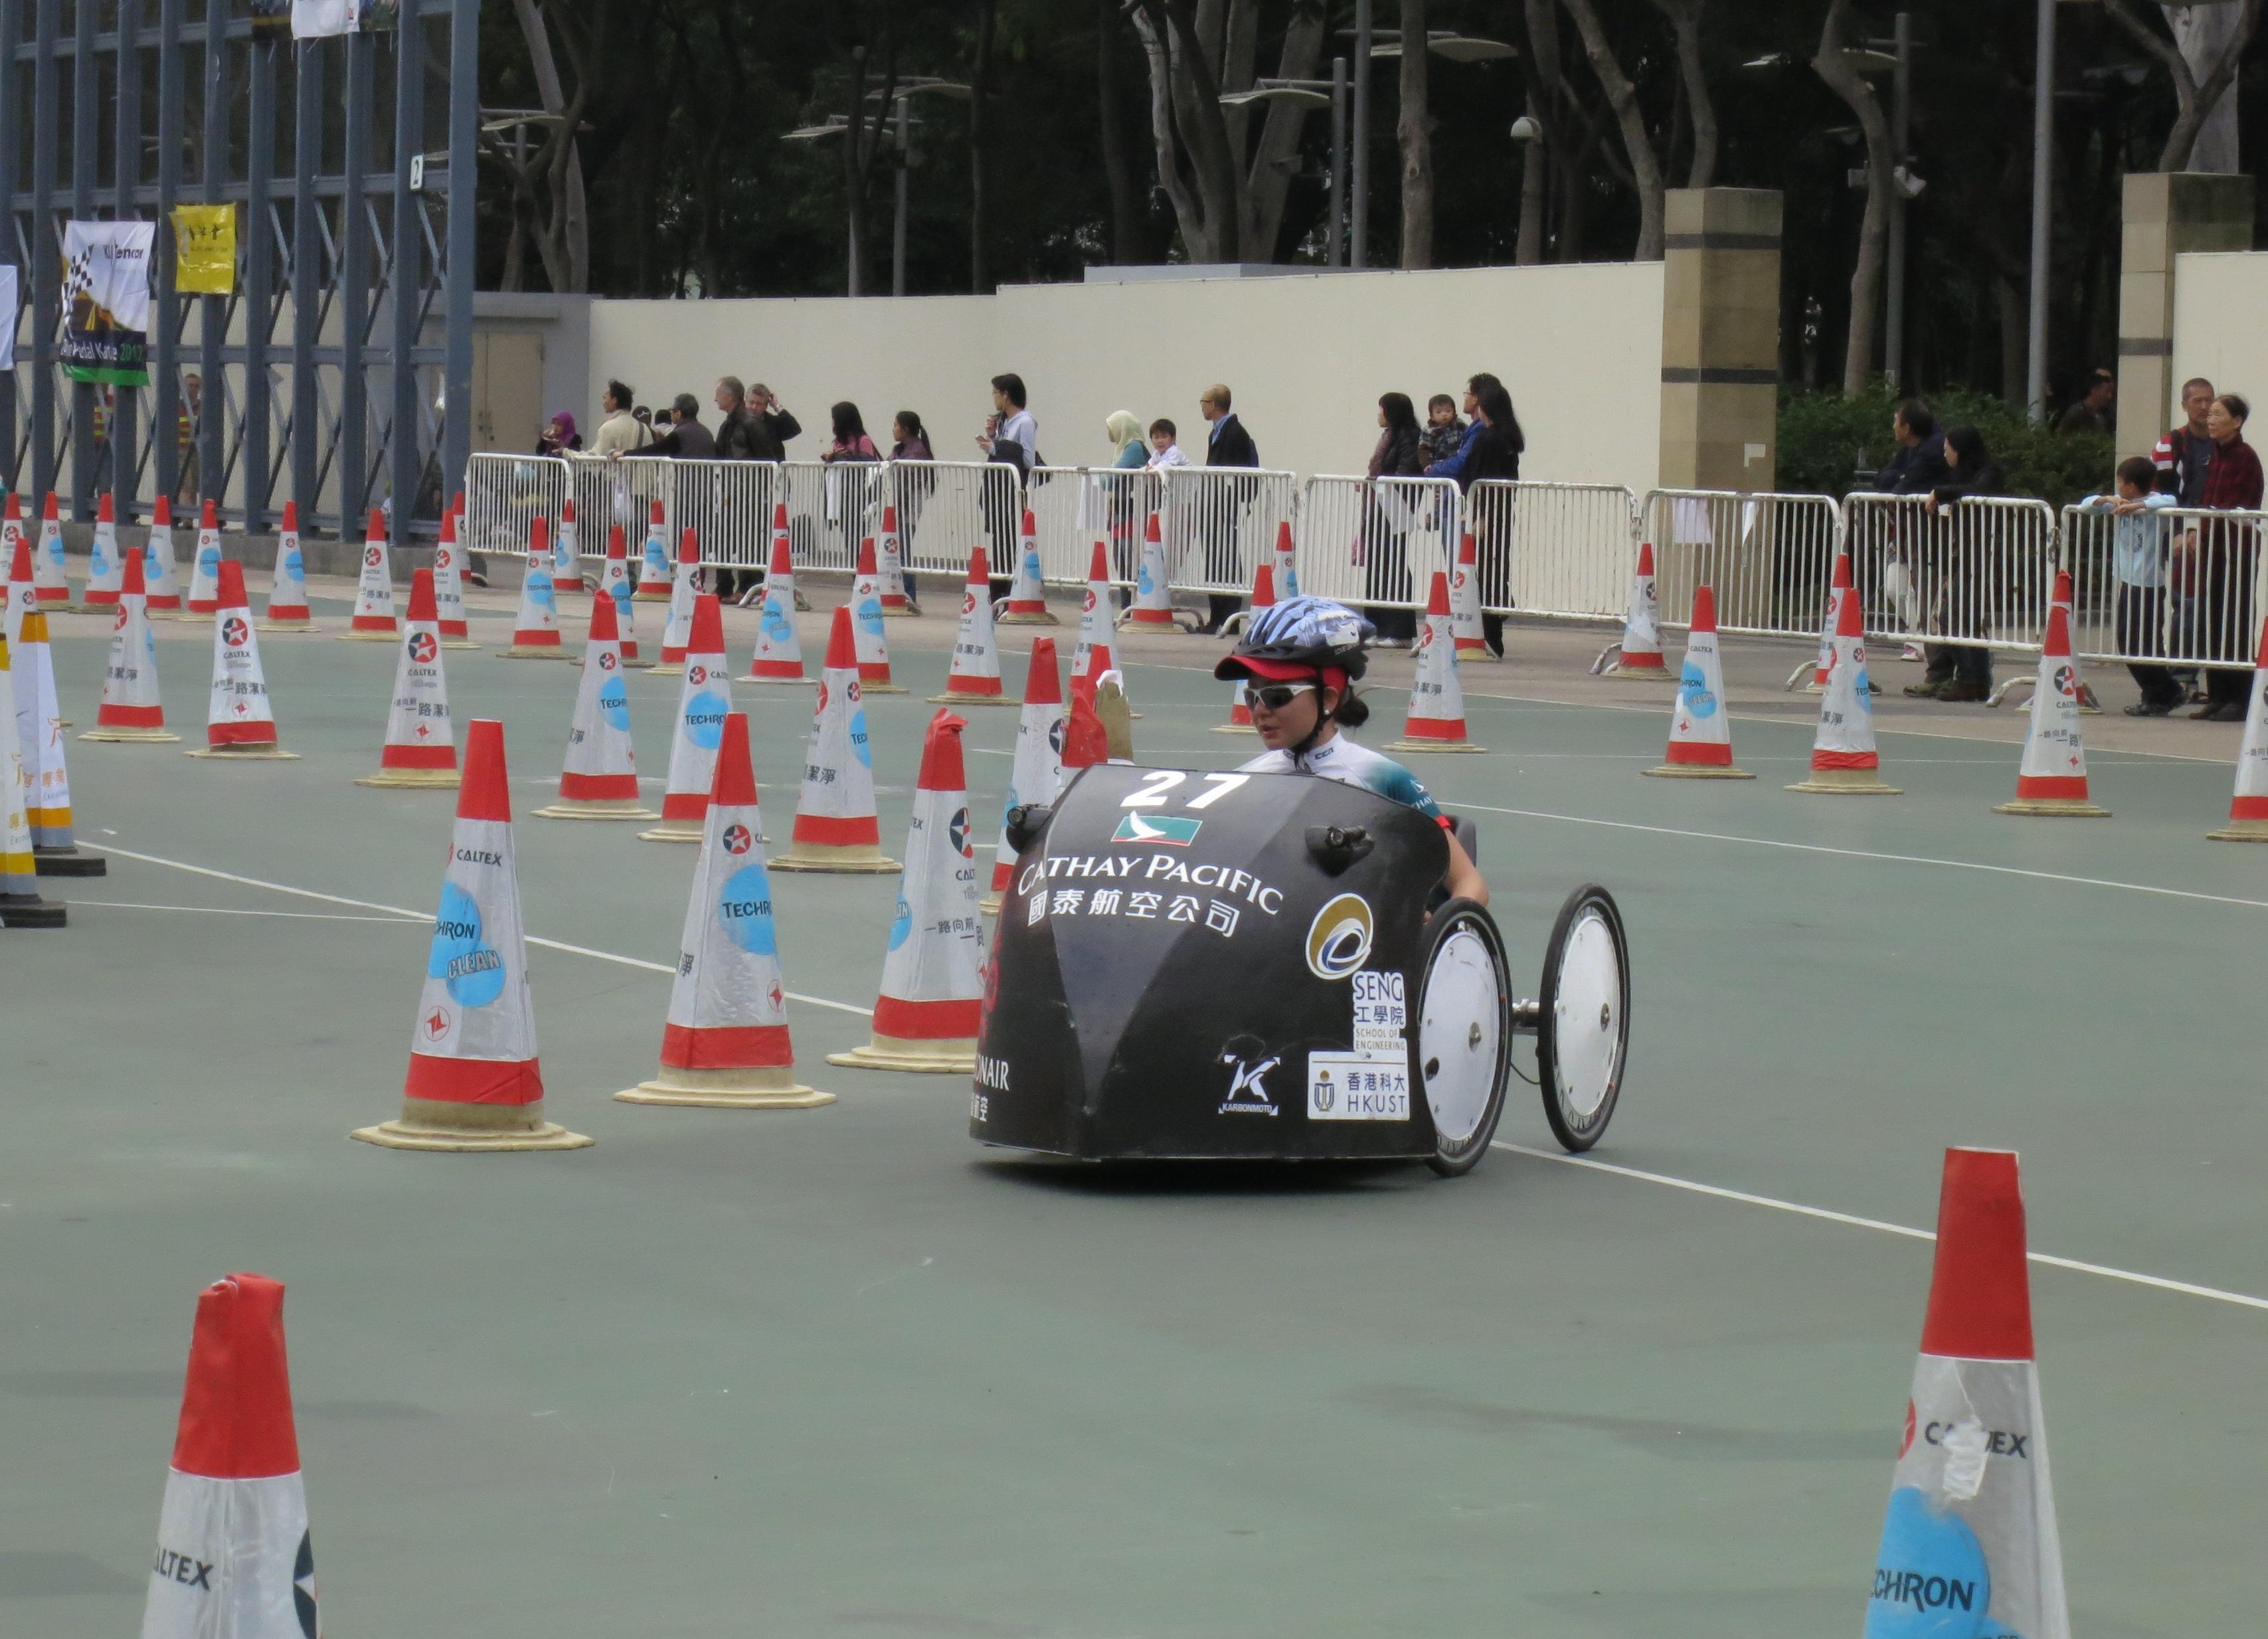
xmin=1211 ymin=721 xmax=1260 ymax=735
xmin=1994 ymin=796 xmax=2111 ymax=818
xmin=770 ymin=841 xmax=901 ymax=874
xmin=980 ymin=891 xmax=1003 ymax=915
xmin=616 ymin=1064 xmax=835 ymax=1109
xmin=499 ymin=644 xmax=576 ymax=660
xmin=615 ymin=654 xmax=661 ymax=671
xmin=2208 ymin=819 xmax=2268 ymax=841
xmin=78 ymin=726 xmax=181 ymax=743
xmin=998 ymin=610 xmax=1060 ymax=626
xmin=186 ymin=744 xmax=300 ymax=760
xmin=826 ymin=1033 xmax=978 ymax=1074
xmin=1644 ymin=762 xmax=1755 ymax=780
xmin=927 ymin=691 xmax=1021 ymax=707
xmin=879 ymin=605 xmax=916 ymax=619
xmin=438 ymin=638 xmax=481 ymax=651
xmin=351 ymin=1111 xmax=593 ymax=1152
xmin=258 ymin=618 xmax=321 ymax=633
xmin=1452 ymin=644 xmax=1502 ymax=663
xmin=336 ymin=629 xmax=398 ymax=642
xmin=737 ymin=673 xmax=814 ymax=686
xmin=858 ymin=679 xmax=909 ymax=694
xmin=637 ymin=818 xmax=708 ymax=843
xmin=1603 ymin=661 xmax=1670 ymax=681
xmin=1787 ymin=767 xmax=1901 ymax=795
xmin=0 ymin=895 xmax=67 ymax=928
xmin=1385 ymin=736 xmax=1486 ymax=754
xmin=355 ymin=767 xmax=462 ymax=789
xmin=32 ymin=847 xmax=106 ymax=877
xmin=534 ymin=797 xmax=662 ymax=821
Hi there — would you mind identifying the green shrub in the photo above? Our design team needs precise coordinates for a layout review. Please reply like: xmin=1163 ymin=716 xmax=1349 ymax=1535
xmin=1777 ymin=383 xmax=2113 ymax=511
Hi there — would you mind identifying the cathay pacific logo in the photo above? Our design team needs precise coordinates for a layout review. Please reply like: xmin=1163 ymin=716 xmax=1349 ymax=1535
xmin=1113 ymin=812 xmax=1201 ymax=845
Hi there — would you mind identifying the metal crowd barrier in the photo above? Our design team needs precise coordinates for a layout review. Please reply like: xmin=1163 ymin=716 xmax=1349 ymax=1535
xmin=1158 ymin=467 xmax=1298 ymax=597
xmin=565 ymin=455 xmax=673 ymax=559
xmin=2059 ymin=501 xmax=2268 ymax=672
xmin=1293 ymin=474 xmax=1462 ymax=612
xmin=1027 ymin=465 xmax=1164 ymax=589
xmin=1465 ymin=479 xmax=1640 ymax=621
xmin=863 ymin=460 xmax=1022 ymax=578
xmin=776 ymin=460 xmax=881 ymax=575
xmin=1841 ymin=493 xmax=2057 ymax=657
xmin=462 ymin=453 xmax=570 ymax=563
xmin=1640 ymin=488 xmax=1842 ymax=638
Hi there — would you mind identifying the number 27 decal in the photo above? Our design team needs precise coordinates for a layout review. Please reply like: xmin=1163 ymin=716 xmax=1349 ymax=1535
xmin=1121 ymin=771 xmax=1249 ymax=810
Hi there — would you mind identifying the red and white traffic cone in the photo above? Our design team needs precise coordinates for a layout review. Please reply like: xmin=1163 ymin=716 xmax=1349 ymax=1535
xmin=430 ymin=509 xmax=476 ymax=648
xmin=1798 ymin=549 xmax=1854 ymax=693
xmin=355 ymin=568 xmax=458 ymax=788
xmin=501 ymin=517 xmax=570 ymax=659
xmin=1644 ymin=585 xmax=1752 ymax=779
xmin=659 ymin=527 xmax=700 ymax=666
xmin=0 ymin=620 xmax=65 ymax=925
xmin=1215 ymin=562 xmax=1276 ymax=734
xmin=2052 ymin=569 xmax=2100 ymax=713
xmin=138 ymin=1273 xmax=318 ymax=1639
xmin=80 ymin=492 xmax=124 ymax=610
xmin=932 ymin=545 xmax=1017 ymax=705
xmin=5 ymin=526 xmax=33 ymax=651
xmin=618 ymin=709 xmax=833 ymax=1110
xmin=2209 ymin=616 xmax=2268 ymax=841
xmin=1000 ymin=507 xmax=1057 ymax=624
xmin=31 ymin=491 xmax=70 ymax=608
xmin=535 ymin=592 xmax=656 ymax=821
xmin=878 ymin=503 xmax=913 ymax=615
xmin=1994 ymin=604 xmax=2107 ymax=818
xmin=341 ymin=508 xmax=398 ymax=640
xmin=183 ymin=499 xmax=224 ymax=618
xmin=827 ymin=709 xmax=984 ymax=1073
xmin=850 ymin=536 xmax=906 ymax=692
xmin=770 ymin=606 xmax=898 ymax=875
xmin=636 ymin=497 xmax=673 ymax=600
xmin=187 ymin=561 xmax=296 ymax=760
xmin=1388 ymin=572 xmax=1484 ymax=753
xmin=353 ymin=719 xmax=590 ymax=1150
xmin=1124 ymin=509 xmax=1179 ymax=628
xmin=1788 ymin=580 xmax=1899 ymax=794
xmin=553 ymin=497 xmax=586 ymax=593
xmin=1061 ymin=684 xmax=1110 ymax=772
xmin=1600 ymin=539 xmax=1668 ymax=679
xmin=742 ymin=519 xmax=808 ymax=685
xmin=1071 ymin=540 xmax=1112 ymax=694
xmin=984 ymin=636 xmax=1065 ymax=913
xmin=1860 ymin=1149 xmax=2069 ymax=1639
xmin=80 ymin=552 xmax=178 ymax=744
xmin=1270 ymin=517 xmax=1301 ymax=600
xmin=598 ymin=524 xmax=652 ymax=667
xmin=1450 ymin=530 xmax=1496 ymax=661
xmin=143 ymin=497 xmax=185 ymax=618
xmin=643 ymin=594 xmax=735 ymax=845
xmin=15 ymin=606 xmax=104 ymax=875
xmin=260 ymin=500 xmax=317 ymax=631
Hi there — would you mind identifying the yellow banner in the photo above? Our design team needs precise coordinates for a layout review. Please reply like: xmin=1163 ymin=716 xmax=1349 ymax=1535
xmin=171 ymin=205 xmax=236 ymax=296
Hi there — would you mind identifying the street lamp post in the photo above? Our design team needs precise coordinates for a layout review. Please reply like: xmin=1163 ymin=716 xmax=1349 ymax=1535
xmin=1330 ymin=55 xmax=1349 ymax=268
xmin=1341 ymin=22 xmax=1516 ymax=271
xmin=1887 ymin=11 xmax=1911 ymax=390
xmin=1219 ymin=74 xmax=1346 ymax=266
xmin=786 ymin=76 xmax=968 ymax=299
xmin=2026 ymin=0 xmax=2055 ymax=422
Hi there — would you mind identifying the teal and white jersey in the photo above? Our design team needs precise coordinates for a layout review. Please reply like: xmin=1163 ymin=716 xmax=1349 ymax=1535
xmin=1238 ymin=734 xmax=1444 ymax=820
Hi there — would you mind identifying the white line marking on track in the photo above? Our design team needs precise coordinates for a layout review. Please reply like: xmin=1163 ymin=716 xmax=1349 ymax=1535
xmin=72 ymin=901 xmax=423 ymax=924
xmin=1492 ymin=1142 xmax=2268 ymax=1314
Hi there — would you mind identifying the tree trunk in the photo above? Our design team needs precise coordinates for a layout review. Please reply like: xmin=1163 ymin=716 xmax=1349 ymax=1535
xmin=971 ymin=0 xmax=996 ymax=291
xmin=509 ymin=0 xmax=589 ymax=292
xmin=1814 ymin=0 xmax=1894 ymax=393
xmin=1560 ymin=0 xmax=1665 ymax=260
xmin=1996 ymin=278 xmax=2027 ymax=405
xmin=1235 ymin=1 xmax=1324 ymax=258
xmin=1396 ymin=0 xmax=1433 ymax=268
xmin=2105 ymin=0 xmax=2262 ymax=171
xmin=1096 ymin=0 xmax=1151 ymax=263
xmin=1514 ymin=0 xmax=1554 ymax=264
xmin=1651 ymin=0 xmax=1716 ymax=188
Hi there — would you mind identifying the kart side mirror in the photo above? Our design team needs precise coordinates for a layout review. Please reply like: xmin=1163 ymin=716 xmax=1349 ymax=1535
xmin=1304 ymin=823 xmax=1373 ymax=875
xmin=1005 ymin=802 xmax=1054 ymax=855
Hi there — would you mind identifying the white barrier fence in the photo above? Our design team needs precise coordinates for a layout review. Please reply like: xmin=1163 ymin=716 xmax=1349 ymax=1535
xmin=2059 ymin=501 xmax=2267 ymax=673
xmin=1160 ymin=468 xmax=1299 ymax=597
xmin=1640 ymin=489 xmax=1842 ymax=639
xmin=1467 ymin=480 xmax=1640 ymax=622
xmin=1842 ymin=493 xmax=2059 ymax=657
xmin=1027 ymin=466 xmax=1160 ymax=589
xmin=462 ymin=453 xmax=570 ymax=565
xmin=1293 ymin=475 xmax=1462 ymax=613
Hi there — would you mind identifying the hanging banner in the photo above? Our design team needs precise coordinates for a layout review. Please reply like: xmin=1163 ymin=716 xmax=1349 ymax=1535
xmin=0 ymin=265 xmax=17 ymax=373
xmin=290 ymin=0 xmax=394 ymax=36
xmin=171 ymin=206 xmax=236 ymax=296
xmin=59 ymin=221 xmax=153 ymax=388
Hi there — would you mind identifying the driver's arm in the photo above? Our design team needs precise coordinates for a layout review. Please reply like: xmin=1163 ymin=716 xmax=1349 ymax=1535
xmin=1442 ymin=828 xmax=1488 ymax=908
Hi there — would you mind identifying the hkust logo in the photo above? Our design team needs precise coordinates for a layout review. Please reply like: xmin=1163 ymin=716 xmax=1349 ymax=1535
xmin=1112 ymin=812 xmax=1201 ymax=846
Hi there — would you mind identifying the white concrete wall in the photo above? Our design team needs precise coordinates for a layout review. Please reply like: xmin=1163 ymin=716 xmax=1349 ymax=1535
xmin=2172 ymin=251 xmax=2268 ymax=428
xmin=581 ymin=261 xmax=1665 ymax=499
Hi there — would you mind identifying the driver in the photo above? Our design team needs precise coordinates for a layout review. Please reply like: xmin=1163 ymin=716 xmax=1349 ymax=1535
xmin=1217 ymin=596 xmax=1488 ymax=906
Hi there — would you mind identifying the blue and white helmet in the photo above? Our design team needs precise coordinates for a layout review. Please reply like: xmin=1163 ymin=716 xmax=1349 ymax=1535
xmin=1215 ymin=595 xmax=1375 ymax=683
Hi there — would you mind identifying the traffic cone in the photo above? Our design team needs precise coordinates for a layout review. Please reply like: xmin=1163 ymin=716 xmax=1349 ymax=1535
xmin=1788 ymin=582 xmax=1899 ymax=795
xmin=81 ymin=491 xmax=124 ymax=610
xmin=138 ymin=1274 xmax=317 ymax=1639
xmin=186 ymin=561 xmax=297 ymax=760
xmin=1601 ymin=539 xmax=1668 ymax=679
xmin=636 ymin=497 xmax=673 ymax=600
xmin=31 ymin=491 xmax=69 ymax=608
xmin=341 ymin=508 xmax=397 ymax=640
xmin=1215 ymin=562 xmax=1275 ymax=733
xmin=1000 ymin=506 xmax=1056 ymax=624
xmin=535 ymin=592 xmax=655 ymax=820
xmin=659 ymin=527 xmax=700 ymax=666
xmin=0 ymin=627 xmax=65 ymax=924
xmin=742 ymin=518 xmax=808 ymax=685
xmin=1994 ymin=605 xmax=2107 ymax=818
xmin=827 ymin=709 xmax=984 ymax=1073
xmin=618 ymin=711 xmax=833 ymax=1110
xmin=770 ymin=606 xmax=897 ymax=874
xmin=1388 ymin=572 xmax=1485 ymax=753
xmin=849 ymin=537 xmax=906 ymax=692
xmin=984 ymin=636 xmax=1065 ymax=912
xmin=1270 ymin=517 xmax=1301 ymax=600
xmin=353 ymin=719 xmax=589 ymax=1150
xmin=1800 ymin=550 xmax=1854 ymax=693
xmin=355 ymin=568 xmax=458 ymax=788
xmin=1071 ymin=540 xmax=1112 ymax=696
xmin=142 ymin=496 xmax=185 ymax=618
xmin=931 ymin=545 xmax=1017 ymax=705
xmin=1449 ymin=530 xmax=1494 ymax=661
xmin=501 ymin=516 xmax=570 ymax=659
xmin=1061 ymin=683 xmax=1110 ymax=772
xmin=878 ymin=503 xmax=913 ymax=615
xmin=259 ymin=500 xmax=317 ymax=630
xmin=2209 ymin=616 xmax=2268 ymax=841
xmin=183 ymin=499 xmax=225 ymax=617
xmin=598 ymin=524 xmax=653 ymax=667
xmin=1124 ymin=509 xmax=1179 ymax=628
xmin=14 ymin=608 xmax=103 ymax=874
xmin=1999 ymin=570 xmax=2101 ymax=714
xmin=642 ymin=594 xmax=735 ymax=843
xmin=5 ymin=531 xmax=34 ymax=651
xmin=80 ymin=552 xmax=178 ymax=743
xmin=1861 ymin=1148 xmax=2069 ymax=1639
xmin=1645 ymin=585 xmax=1752 ymax=779
xmin=553 ymin=496 xmax=586 ymax=593
xmin=429 ymin=510 xmax=477 ymax=648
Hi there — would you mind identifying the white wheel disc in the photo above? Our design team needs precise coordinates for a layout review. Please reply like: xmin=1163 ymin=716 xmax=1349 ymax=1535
xmin=1551 ymin=909 xmax=1623 ymax=1122
xmin=1420 ymin=926 xmax=1502 ymax=1146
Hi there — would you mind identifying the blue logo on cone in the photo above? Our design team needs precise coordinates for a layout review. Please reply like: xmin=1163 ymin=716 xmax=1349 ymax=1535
xmin=428 ymin=881 xmax=506 ymax=1007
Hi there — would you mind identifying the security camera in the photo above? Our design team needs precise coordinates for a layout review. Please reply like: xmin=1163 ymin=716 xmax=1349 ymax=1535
xmin=1509 ymin=115 xmax=1541 ymax=143
xmin=1893 ymin=165 xmax=1925 ymax=200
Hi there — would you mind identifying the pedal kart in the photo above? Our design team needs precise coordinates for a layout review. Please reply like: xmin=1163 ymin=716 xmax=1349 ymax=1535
xmin=972 ymin=762 xmax=1630 ymax=1174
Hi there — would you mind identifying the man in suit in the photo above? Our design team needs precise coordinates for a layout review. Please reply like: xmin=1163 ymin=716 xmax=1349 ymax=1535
xmin=1198 ymin=383 xmax=1259 ymax=633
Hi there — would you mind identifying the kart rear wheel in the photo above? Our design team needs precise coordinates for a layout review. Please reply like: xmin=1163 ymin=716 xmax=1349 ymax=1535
xmin=1535 ymin=885 xmax=1630 ymax=1153
xmin=1417 ymin=899 xmax=1514 ymax=1177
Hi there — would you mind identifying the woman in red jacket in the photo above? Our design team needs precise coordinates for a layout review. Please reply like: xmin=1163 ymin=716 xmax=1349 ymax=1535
xmin=2188 ymin=393 xmax=2263 ymax=721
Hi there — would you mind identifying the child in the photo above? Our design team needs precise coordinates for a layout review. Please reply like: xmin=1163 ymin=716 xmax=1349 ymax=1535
xmin=1419 ymin=392 xmax=1464 ymax=470
xmin=1146 ymin=418 xmax=1190 ymax=469
xmin=2077 ymin=454 xmax=2179 ymax=715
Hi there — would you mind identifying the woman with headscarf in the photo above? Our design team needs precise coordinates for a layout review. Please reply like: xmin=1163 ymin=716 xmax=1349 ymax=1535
xmin=536 ymin=410 xmax=580 ymax=457
xmin=1103 ymin=410 xmax=1150 ymax=596
xmin=1909 ymin=424 xmax=2006 ymax=703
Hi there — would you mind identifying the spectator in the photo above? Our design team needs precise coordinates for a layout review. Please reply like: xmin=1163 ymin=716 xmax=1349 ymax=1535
xmin=1145 ymin=418 xmax=1190 ymax=468
xmin=2077 ymin=456 xmax=2180 ymax=717
xmin=638 ymin=392 xmax=714 ymax=459
xmin=1104 ymin=411 xmax=1149 ymax=599
xmin=713 ymin=377 xmax=760 ymax=460
xmin=1871 ymin=399 xmax=1948 ymax=493
xmin=890 ymin=410 xmax=933 ymax=464
xmin=824 ymin=402 xmax=881 ymax=463
xmin=536 ymin=410 xmax=580 ymax=457
xmin=887 ymin=410 xmax=933 ymax=611
xmin=2154 ymin=377 xmax=2217 ymax=505
xmin=591 ymin=381 xmax=644 ymax=457
xmin=820 ymin=402 xmax=882 ymax=575
xmin=2055 ymin=368 xmax=2116 ymax=438
xmin=2184 ymin=392 xmax=2263 ymax=721
xmin=1362 ymin=392 xmax=1426 ymax=644
xmin=1868 ymin=398 xmax=1948 ymax=656
xmin=977 ymin=373 xmax=1037 ymax=598
xmin=1419 ymin=392 xmax=1464 ymax=470
xmin=1106 ymin=410 xmax=1148 ymax=470
xmin=742 ymin=383 xmax=802 ymax=462
xmin=1909 ymin=425 xmax=2006 ymax=703
xmin=1458 ymin=381 xmax=1526 ymax=657
xmin=1423 ymin=371 xmax=1500 ymax=487
xmin=1197 ymin=382 xmax=1259 ymax=632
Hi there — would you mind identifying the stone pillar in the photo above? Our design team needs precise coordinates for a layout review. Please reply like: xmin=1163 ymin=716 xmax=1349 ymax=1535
xmin=2117 ymin=171 xmax=2253 ymax=463
xmin=1658 ymin=188 xmax=1782 ymax=496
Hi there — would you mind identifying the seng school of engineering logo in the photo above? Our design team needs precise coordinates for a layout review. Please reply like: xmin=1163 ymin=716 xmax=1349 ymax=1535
xmin=1112 ymin=812 xmax=1201 ymax=846
xmin=1304 ymin=893 xmax=1374 ymax=980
